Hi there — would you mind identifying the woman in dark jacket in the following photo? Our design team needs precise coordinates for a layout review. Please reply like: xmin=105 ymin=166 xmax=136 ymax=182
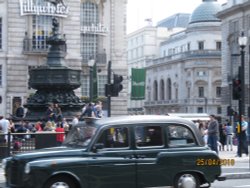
xmin=219 ymin=123 xmax=226 ymax=151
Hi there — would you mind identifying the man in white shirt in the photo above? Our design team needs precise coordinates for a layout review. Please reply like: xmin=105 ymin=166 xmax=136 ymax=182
xmin=0 ymin=115 xmax=10 ymax=142
xmin=71 ymin=114 xmax=80 ymax=127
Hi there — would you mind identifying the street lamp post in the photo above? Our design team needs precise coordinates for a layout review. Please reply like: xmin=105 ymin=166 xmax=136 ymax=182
xmin=238 ymin=32 xmax=247 ymax=157
xmin=88 ymin=59 xmax=95 ymax=103
xmin=107 ymin=61 xmax=111 ymax=117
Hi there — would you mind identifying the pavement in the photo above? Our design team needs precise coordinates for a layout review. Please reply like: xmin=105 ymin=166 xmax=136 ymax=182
xmin=218 ymin=145 xmax=250 ymax=179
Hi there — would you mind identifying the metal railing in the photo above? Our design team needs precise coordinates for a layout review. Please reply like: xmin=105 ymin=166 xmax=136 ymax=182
xmin=0 ymin=132 xmax=65 ymax=159
xmin=144 ymin=98 xmax=222 ymax=107
xmin=146 ymin=50 xmax=221 ymax=66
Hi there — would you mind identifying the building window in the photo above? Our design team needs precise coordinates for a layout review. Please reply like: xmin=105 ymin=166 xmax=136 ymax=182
xmin=198 ymin=87 xmax=204 ymax=98
xmin=81 ymin=2 xmax=99 ymax=63
xmin=153 ymin=80 xmax=158 ymax=101
xmin=148 ymin=91 xmax=151 ymax=102
xmin=160 ymin=79 xmax=165 ymax=100
xmin=216 ymin=86 xmax=221 ymax=97
xmin=82 ymin=75 xmax=89 ymax=96
xmin=12 ymin=97 xmax=22 ymax=116
xmin=0 ymin=17 xmax=2 ymax=49
xmin=187 ymin=43 xmax=190 ymax=51
xmin=167 ymin=78 xmax=172 ymax=100
xmin=187 ymin=87 xmax=190 ymax=98
xmin=197 ymin=107 xmax=203 ymax=113
xmin=216 ymin=41 xmax=221 ymax=50
xmin=168 ymin=49 xmax=173 ymax=56
xmin=98 ymin=75 xmax=107 ymax=96
xmin=198 ymin=41 xmax=204 ymax=50
xmin=217 ymin=107 xmax=221 ymax=114
xmin=32 ymin=15 xmax=52 ymax=50
xmin=229 ymin=20 xmax=239 ymax=34
xmin=197 ymin=71 xmax=206 ymax=77
xmin=0 ymin=65 xmax=2 ymax=86
xmin=175 ymin=88 xmax=178 ymax=100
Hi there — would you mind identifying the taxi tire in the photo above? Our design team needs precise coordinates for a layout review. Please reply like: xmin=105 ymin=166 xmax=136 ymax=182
xmin=174 ymin=173 xmax=200 ymax=188
xmin=44 ymin=176 xmax=76 ymax=188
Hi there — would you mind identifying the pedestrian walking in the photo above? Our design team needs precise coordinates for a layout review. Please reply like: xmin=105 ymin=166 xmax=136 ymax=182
xmin=225 ymin=119 xmax=233 ymax=151
xmin=207 ymin=114 xmax=219 ymax=153
xmin=198 ymin=121 xmax=207 ymax=144
xmin=93 ymin=101 xmax=103 ymax=118
xmin=219 ymin=123 xmax=226 ymax=151
xmin=236 ymin=115 xmax=248 ymax=157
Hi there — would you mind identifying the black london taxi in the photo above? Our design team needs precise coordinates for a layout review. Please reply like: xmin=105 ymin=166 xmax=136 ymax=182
xmin=2 ymin=115 xmax=225 ymax=188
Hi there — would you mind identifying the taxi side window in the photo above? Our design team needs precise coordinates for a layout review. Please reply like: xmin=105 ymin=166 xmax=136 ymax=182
xmin=96 ymin=127 xmax=129 ymax=148
xmin=135 ymin=125 xmax=163 ymax=147
xmin=168 ymin=125 xmax=195 ymax=146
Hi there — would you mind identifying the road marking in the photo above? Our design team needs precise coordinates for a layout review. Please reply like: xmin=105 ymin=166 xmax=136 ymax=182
xmin=234 ymin=185 xmax=250 ymax=188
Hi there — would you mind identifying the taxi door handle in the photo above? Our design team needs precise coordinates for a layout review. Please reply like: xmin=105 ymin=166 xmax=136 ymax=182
xmin=124 ymin=154 xmax=135 ymax=159
xmin=136 ymin=155 xmax=146 ymax=159
xmin=124 ymin=154 xmax=146 ymax=159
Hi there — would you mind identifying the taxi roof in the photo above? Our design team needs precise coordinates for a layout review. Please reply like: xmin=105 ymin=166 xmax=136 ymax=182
xmin=79 ymin=115 xmax=197 ymax=128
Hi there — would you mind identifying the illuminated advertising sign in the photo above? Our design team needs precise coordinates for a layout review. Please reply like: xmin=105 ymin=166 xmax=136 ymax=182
xmin=19 ymin=0 xmax=69 ymax=17
xmin=81 ymin=23 xmax=109 ymax=35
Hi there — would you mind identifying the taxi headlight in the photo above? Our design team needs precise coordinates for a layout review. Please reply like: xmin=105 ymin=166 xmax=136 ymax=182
xmin=2 ymin=159 xmax=7 ymax=170
xmin=24 ymin=163 xmax=30 ymax=174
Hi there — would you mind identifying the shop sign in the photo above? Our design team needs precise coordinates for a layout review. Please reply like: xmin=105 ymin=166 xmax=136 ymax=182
xmin=19 ymin=0 xmax=69 ymax=18
xmin=81 ymin=23 xmax=109 ymax=35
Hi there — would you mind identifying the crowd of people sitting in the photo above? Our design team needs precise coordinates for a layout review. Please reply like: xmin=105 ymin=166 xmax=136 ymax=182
xmin=0 ymin=101 xmax=104 ymax=146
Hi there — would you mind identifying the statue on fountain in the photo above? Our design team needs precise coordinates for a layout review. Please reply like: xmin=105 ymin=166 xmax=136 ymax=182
xmin=23 ymin=0 xmax=84 ymax=121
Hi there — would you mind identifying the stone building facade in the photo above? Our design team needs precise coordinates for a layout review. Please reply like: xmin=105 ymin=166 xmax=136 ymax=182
xmin=126 ymin=14 xmax=189 ymax=115
xmin=217 ymin=0 xmax=250 ymax=119
xmin=145 ymin=0 xmax=222 ymax=115
xmin=0 ymin=0 xmax=127 ymax=117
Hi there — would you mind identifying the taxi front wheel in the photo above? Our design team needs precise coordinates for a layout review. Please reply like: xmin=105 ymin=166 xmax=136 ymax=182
xmin=44 ymin=176 xmax=77 ymax=188
xmin=174 ymin=173 xmax=201 ymax=188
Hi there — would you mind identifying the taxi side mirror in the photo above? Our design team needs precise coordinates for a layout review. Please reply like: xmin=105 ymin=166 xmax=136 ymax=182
xmin=92 ymin=143 xmax=104 ymax=153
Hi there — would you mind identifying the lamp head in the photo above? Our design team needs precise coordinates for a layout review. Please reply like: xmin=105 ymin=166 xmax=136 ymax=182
xmin=238 ymin=31 xmax=248 ymax=49
xmin=88 ymin=59 xmax=95 ymax=67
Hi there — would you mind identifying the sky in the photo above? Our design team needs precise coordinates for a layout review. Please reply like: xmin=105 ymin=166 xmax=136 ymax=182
xmin=127 ymin=0 xmax=228 ymax=34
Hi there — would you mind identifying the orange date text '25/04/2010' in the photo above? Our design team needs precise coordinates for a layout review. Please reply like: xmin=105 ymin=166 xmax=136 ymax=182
xmin=196 ymin=158 xmax=235 ymax=166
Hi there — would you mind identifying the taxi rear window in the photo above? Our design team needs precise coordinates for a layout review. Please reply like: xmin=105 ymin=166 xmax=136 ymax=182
xmin=168 ymin=125 xmax=196 ymax=146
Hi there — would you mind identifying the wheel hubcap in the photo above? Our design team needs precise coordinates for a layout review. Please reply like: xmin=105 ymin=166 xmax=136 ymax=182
xmin=177 ymin=174 xmax=197 ymax=188
xmin=50 ymin=182 xmax=70 ymax=188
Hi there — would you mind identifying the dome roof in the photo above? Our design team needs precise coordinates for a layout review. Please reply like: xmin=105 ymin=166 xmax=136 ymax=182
xmin=189 ymin=0 xmax=222 ymax=24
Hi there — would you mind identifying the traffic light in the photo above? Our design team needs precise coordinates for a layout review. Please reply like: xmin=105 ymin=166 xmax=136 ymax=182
xmin=227 ymin=106 xmax=235 ymax=116
xmin=232 ymin=79 xmax=241 ymax=100
xmin=105 ymin=74 xmax=123 ymax=97
xmin=112 ymin=74 xmax=123 ymax=96
xmin=105 ymin=84 xmax=112 ymax=97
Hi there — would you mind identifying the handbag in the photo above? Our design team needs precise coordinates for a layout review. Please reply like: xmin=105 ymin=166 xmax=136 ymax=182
xmin=233 ymin=137 xmax=238 ymax=146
